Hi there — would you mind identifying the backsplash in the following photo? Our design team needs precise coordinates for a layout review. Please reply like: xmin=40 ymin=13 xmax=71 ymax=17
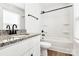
xmin=17 ymin=29 xmax=27 ymax=35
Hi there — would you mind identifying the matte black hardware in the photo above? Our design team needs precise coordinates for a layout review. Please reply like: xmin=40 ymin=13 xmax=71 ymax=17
xmin=31 ymin=54 xmax=33 ymax=56
xmin=6 ymin=24 xmax=18 ymax=35
xmin=12 ymin=24 xmax=17 ymax=34
xmin=42 ymin=34 xmax=45 ymax=36
xmin=41 ymin=5 xmax=73 ymax=14
xmin=6 ymin=25 xmax=11 ymax=30
xmin=41 ymin=30 xmax=44 ymax=33
xmin=6 ymin=25 xmax=11 ymax=35
xmin=28 ymin=14 xmax=38 ymax=20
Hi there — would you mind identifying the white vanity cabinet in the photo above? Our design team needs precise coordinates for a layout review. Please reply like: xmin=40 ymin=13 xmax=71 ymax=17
xmin=0 ymin=35 xmax=40 ymax=56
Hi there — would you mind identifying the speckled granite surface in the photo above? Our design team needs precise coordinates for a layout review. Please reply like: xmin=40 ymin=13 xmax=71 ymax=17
xmin=0 ymin=33 xmax=40 ymax=47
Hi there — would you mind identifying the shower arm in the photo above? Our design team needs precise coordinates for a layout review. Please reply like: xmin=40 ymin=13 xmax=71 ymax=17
xmin=28 ymin=14 xmax=38 ymax=20
xmin=41 ymin=5 xmax=73 ymax=14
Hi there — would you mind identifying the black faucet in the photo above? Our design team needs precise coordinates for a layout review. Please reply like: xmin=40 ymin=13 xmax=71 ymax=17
xmin=6 ymin=25 xmax=11 ymax=35
xmin=6 ymin=25 xmax=10 ymax=30
xmin=12 ymin=24 xmax=17 ymax=34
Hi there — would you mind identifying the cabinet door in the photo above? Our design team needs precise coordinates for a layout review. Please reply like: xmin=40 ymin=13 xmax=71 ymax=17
xmin=32 ymin=46 xmax=40 ymax=56
xmin=24 ymin=35 xmax=40 ymax=56
xmin=0 ymin=42 xmax=25 ymax=56
xmin=24 ymin=46 xmax=40 ymax=56
xmin=24 ymin=48 xmax=34 ymax=56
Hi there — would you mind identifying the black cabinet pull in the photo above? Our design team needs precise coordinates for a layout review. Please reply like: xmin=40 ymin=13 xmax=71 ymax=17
xmin=31 ymin=54 xmax=33 ymax=56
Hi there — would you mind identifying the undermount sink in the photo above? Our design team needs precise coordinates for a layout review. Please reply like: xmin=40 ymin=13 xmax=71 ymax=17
xmin=11 ymin=33 xmax=30 ymax=37
xmin=19 ymin=33 xmax=30 ymax=35
xmin=11 ymin=35 xmax=26 ymax=39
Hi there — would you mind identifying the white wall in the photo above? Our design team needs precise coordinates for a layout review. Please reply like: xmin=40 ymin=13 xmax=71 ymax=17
xmin=25 ymin=4 xmax=41 ymax=33
xmin=40 ymin=3 xmax=73 ymax=53
xmin=74 ymin=3 xmax=79 ymax=38
xmin=10 ymin=3 xmax=25 ymax=10
xmin=0 ymin=7 xmax=3 ymax=30
xmin=73 ymin=3 xmax=79 ymax=56
xmin=20 ymin=16 xmax=25 ymax=29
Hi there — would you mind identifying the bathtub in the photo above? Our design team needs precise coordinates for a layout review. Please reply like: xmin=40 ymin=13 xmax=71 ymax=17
xmin=46 ymin=37 xmax=73 ymax=54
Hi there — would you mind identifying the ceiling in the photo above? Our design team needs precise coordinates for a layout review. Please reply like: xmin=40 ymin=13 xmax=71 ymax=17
xmin=10 ymin=3 xmax=25 ymax=10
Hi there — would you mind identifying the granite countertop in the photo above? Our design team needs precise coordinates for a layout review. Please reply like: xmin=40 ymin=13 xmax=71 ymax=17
xmin=0 ymin=33 xmax=40 ymax=47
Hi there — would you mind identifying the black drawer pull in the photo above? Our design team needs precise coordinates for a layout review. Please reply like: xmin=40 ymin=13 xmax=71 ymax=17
xmin=31 ymin=54 xmax=33 ymax=56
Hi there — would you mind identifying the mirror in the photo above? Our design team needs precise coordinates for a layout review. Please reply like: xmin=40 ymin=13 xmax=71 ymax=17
xmin=0 ymin=3 xmax=25 ymax=30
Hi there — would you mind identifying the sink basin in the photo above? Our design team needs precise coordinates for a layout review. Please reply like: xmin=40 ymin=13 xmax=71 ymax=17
xmin=19 ymin=33 xmax=30 ymax=35
xmin=12 ymin=35 xmax=27 ymax=38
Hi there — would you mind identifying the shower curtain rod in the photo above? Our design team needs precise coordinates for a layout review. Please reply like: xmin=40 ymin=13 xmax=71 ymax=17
xmin=41 ymin=5 xmax=73 ymax=14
